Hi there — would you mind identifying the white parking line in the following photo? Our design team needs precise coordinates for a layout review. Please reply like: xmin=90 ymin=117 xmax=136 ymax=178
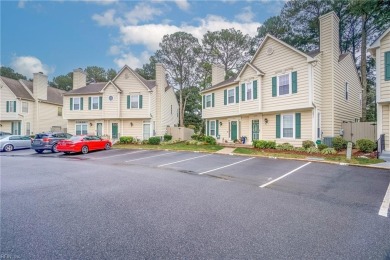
xmin=198 ymin=157 xmax=254 ymax=175
xmin=259 ymin=162 xmax=311 ymax=188
xmin=89 ymin=150 xmax=146 ymax=160
xmin=124 ymin=152 xmax=173 ymax=162
xmin=379 ymin=182 xmax=390 ymax=217
xmin=157 ymin=154 xmax=212 ymax=167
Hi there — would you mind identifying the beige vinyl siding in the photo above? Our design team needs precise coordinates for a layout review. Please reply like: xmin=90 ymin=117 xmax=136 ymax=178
xmin=333 ymin=55 xmax=362 ymax=136
xmin=21 ymin=100 xmax=35 ymax=135
xmin=160 ymin=87 xmax=179 ymax=134
xmin=0 ymin=122 xmax=12 ymax=134
xmin=262 ymin=110 xmax=312 ymax=147
xmin=382 ymin=105 xmax=390 ymax=150
xmin=239 ymin=68 xmax=261 ymax=114
xmin=379 ymin=33 xmax=390 ymax=101
xmin=202 ymin=83 xmax=240 ymax=119
xmin=252 ymin=38 xmax=309 ymax=112
xmin=115 ymin=68 xmax=150 ymax=119
xmin=63 ymin=95 xmax=103 ymax=120
xmin=0 ymin=83 xmax=19 ymax=120
xmin=37 ymin=102 xmax=67 ymax=133
xmin=102 ymin=83 xmax=120 ymax=118
xmin=312 ymin=55 xmax=322 ymax=110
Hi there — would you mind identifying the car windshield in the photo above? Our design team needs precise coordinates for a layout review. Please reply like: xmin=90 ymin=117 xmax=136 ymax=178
xmin=69 ymin=136 xmax=84 ymax=141
xmin=35 ymin=134 xmax=49 ymax=139
xmin=0 ymin=136 xmax=9 ymax=140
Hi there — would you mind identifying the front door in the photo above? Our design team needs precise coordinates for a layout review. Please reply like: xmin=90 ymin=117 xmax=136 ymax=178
xmin=96 ymin=123 xmax=103 ymax=136
xmin=231 ymin=121 xmax=237 ymax=140
xmin=112 ymin=123 xmax=118 ymax=139
xmin=143 ymin=123 xmax=150 ymax=140
xmin=252 ymin=120 xmax=259 ymax=141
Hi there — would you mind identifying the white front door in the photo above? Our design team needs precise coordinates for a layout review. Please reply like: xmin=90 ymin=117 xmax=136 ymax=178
xmin=143 ymin=123 xmax=150 ymax=140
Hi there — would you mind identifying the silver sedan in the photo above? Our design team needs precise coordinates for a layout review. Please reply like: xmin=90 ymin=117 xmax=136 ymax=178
xmin=1 ymin=135 xmax=32 ymax=152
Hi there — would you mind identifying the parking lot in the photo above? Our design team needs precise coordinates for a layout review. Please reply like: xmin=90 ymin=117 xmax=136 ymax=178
xmin=1 ymin=148 xmax=390 ymax=259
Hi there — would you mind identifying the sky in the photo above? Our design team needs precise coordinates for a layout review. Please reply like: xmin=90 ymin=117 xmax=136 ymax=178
xmin=1 ymin=0 xmax=286 ymax=80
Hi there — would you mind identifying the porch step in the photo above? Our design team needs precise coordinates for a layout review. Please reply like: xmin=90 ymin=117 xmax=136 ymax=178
xmin=379 ymin=152 xmax=390 ymax=162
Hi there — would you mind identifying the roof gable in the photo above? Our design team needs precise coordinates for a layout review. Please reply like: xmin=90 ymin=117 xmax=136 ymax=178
xmin=369 ymin=27 xmax=390 ymax=50
xmin=236 ymin=62 xmax=264 ymax=80
xmin=112 ymin=65 xmax=155 ymax=91
xmin=0 ymin=76 xmax=34 ymax=101
xmin=101 ymin=81 xmax=122 ymax=93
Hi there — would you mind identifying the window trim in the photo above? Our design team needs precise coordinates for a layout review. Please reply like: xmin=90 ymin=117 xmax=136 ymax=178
xmin=91 ymin=96 xmax=100 ymax=110
xmin=129 ymin=95 xmax=139 ymax=109
xmin=245 ymin=82 xmax=253 ymax=101
xmin=7 ymin=100 xmax=16 ymax=113
xmin=22 ymin=101 xmax=28 ymax=113
xmin=58 ymin=107 xmax=63 ymax=117
xmin=205 ymin=94 xmax=212 ymax=108
xmin=227 ymin=88 xmax=235 ymax=105
xmin=75 ymin=123 xmax=88 ymax=135
xmin=209 ymin=120 xmax=216 ymax=137
xmin=281 ymin=114 xmax=295 ymax=139
xmin=345 ymin=82 xmax=349 ymax=101
xmin=73 ymin=97 xmax=81 ymax=111
xmin=277 ymin=73 xmax=292 ymax=96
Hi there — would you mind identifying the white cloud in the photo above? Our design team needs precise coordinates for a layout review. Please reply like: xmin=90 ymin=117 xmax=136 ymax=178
xmin=18 ymin=0 xmax=26 ymax=8
xmin=92 ymin=9 xmax=122 ymax=26
xmin=114 ymin=51 xmax=151 ymax=69
xmin=235 ymin=6 xmax=254 ymax=23
xmin=11 ymin=56 xmax=54 ymax=78
xmin=108 ymin=45 xmax=121 ymax=55
xmin=124 ymin=3 xmax=163 ymax=25
xmin=174 ymin=0 xmax=190 ymax=11
xmin=82 ymin=0 xmax=118 ymax=5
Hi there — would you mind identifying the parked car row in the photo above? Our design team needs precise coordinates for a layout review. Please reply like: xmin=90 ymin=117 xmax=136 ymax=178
xmin=1 ymin=132 xmax=111 ymax=154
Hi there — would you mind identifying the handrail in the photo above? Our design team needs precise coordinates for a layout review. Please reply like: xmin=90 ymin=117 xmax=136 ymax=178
xmin=377 ymin=134 xmax=385 ymax=159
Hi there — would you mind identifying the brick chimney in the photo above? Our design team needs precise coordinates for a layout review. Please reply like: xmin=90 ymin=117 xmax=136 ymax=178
xmin=73 ymin=68 xmax=87 ymax=90
xmin=212 ymin=64 xmax=226 ymax=86
xmin=33 ymin=72 xmax=48 ymax=100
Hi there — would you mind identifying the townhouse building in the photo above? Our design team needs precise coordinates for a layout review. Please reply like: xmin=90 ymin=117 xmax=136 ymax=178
xmin=202 ymin=11 xmax=362 ymax=146
xmin=62 ymin=64 xmax=179 ymax=141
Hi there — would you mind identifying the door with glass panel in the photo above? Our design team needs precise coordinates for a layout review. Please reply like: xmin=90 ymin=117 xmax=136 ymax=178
xmin=252 ymin=120 xmax=259 ymax=141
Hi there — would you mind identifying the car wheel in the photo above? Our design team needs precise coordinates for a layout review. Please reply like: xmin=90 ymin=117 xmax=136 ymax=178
xmin=104 ymin=143 xmax=111 ymax=150
xmin=64 ymin=152 xmax=71 ymax=155
xmin=3 ymin=144 xmax=14 ymax=152
xmin=35 ymin=149 xmax=44 ymax=154
xmin=51 ymin=143 xmax=59 ymax=153
xmin=81 ymin=146 xmax=89 ymax=154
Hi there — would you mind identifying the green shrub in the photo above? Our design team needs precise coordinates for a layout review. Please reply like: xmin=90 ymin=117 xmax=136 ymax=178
xmin=164 ymin=134 xmax=172 ymax=141
xmin=142 ymin=140 xmax=149 ymax=145
xmin=356 ymin=139 xmax=376 ymax=153
xmin=148 ymin=137 xmax=161 ymax=145
xmin=254 ymin=140 xmax=276 ymax=149
xmin=294 ymin=147 xmax=307 ymax=152
xmin=321 ymin=148 xmax=337 ymax=155
xmin=332 ymin=136 xmax=347 ymax=151
xmin=276 ymin=143 xmax=294 ymax=151
xmin=317 ymin=143 xmax=328 ymax=151
xmin=302 ymin=140 xmax=315 ymax=149
xmin=204 ymin=136 xmax=216 ymax=145
xmin=119 ymin=136 xmax=133 ymax=144
xmin=191 ymin=134 xmax=205 ymax=141
xmin=306 ymin=147 xmax=320 ymax=154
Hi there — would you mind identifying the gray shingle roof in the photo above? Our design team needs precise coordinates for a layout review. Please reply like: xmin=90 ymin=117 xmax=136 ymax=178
xmin=203 ymin=77 xmax=238 ymax=92
xmin=338 ymin=53 xmax=349 ymax=62
xmin=64 ymin=82 xmax=107 ymax=95
xmin=20 ymin=79 xmax=64 ymax=105
xmin=1 ymin=77 xmax=34 ymax=100
xmin=306 ymin=49 xmax=320 ymax=58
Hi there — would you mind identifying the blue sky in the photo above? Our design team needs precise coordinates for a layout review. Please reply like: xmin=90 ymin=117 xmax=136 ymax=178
xmin=1 ymin=0 xmax=286 ymax=80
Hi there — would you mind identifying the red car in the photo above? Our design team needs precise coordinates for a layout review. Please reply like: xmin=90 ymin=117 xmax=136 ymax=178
xmin=57 ymin=135 xmax=112 ymax=154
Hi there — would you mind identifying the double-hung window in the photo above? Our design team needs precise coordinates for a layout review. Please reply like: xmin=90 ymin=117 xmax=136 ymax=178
xmin=246 ymin=82 xmax=253 ymax=100
xmin=58 ymin=107 xmax=62 ymax=116
xmin=228 ymin=89 xmax=235 ymax=104
xmin=345 ymin=82 xmax=348 ymax=100
xmin=206 ymin=94 xmax=212 ymax=108
xmin=92 ymin=97 xmax=99 ymax=110
xmin=210 ymin=121 xmax=216 ymax=136
xmin=22 ymin=102 xmax=28 ymax=113
xmin=76 ymin=123 xmax=88 ymax=135
xmin=131 ymin=95 xmax=139 ymax=109
xmin=282 ymin=114 xmax=294 ymax=138
xmin=6 ymin=101 xmax=16 ymax=112
xmin=278 ymin=74 xmax=290 ymax=96
xmin=73 ymin=97 xmax=81 ymax=110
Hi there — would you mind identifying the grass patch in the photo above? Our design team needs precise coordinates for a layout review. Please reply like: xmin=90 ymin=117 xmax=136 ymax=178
xmin=234 ymin=147 xmax=306 ymax=159
xmin=114 ymin=142 xmax=223 ymax=152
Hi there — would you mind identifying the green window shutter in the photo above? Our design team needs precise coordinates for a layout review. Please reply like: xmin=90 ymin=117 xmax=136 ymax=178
xmin=6 ymin=101 xmax=9 ymax=112
xmin=88 ymin=97 xmax=91 ymax=110
xmin=212 ymin=93 xmax=215 ymax=107
xmin=295 ymin=113 xmax=301 ymax=139
xmin=70 ymin=98 xmax=73 ymax=110
xmin=253 ymin=80 xmax=258 ymax=99
xmin=272 ymin=77 xmax=277 ymax=97
xmin=216 ymin=120 xmax=219 ymax=136
xmin=276 ymin=114 xmax=281 ymax=138
xmin=139 ymin=95 xmax=143 ymax=108
xmin=14 ymin=101 xmax=16 ymax=112
xmin=203 ymin=95 xmax=205 ymax=109
xmin=236 ymin=86 xmax=239 ymax=103
xmin=207 ymin=120 xmax=210 ymax=136
xmin=241 ymin=83 xmax=246 ymax=101
xmin=18 ymin=121 xmax=21 ymax=135
xmin=224 ymin=90 xmax=227 ymax=105
xmin=80 ymin=97 xmax=84 ymax=110
xmin=99 ymin=96 xmax=103 ymax=110
xmin=127 ymin=95 xmax=130 ymax=109
xmin=292 ymin=71 xmax=297 ymax=93
xmin=386 ymin=51 xmax=390 ymax=81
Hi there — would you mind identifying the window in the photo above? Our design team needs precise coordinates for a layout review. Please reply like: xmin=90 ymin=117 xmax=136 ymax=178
xmin=22 ymin=102 xmax=28 ymax=113
xmin=210 ymin=121 xmax=216 ymax=136
xmin=131 ymin=95 xmax=139 ymax=109
xmin=206 ymin=94 xmax=212 ymax=108
xmin=26 ymin=122 xmax=30 ymax=136
xmin=58 ymin=107 xmax=62 ymax=116
xmin=246 ymin=82 xmax=253 ymax=100
xmin=73 ymin=97 xmax=81 ymax=110
xmin=345 ymin=82 xmax=348 ymax=100
xmin=282 ymin=114 xmax=294 ymax=138
xmin=75 ymin=124 xmax=88 ymax=135
xmin=6 ymin=101 xmax=16 ymax=112
xmin=92 ymin=97 xmax=99 ymax=110
xmin=228 ymin=89 xmax=235 ymax=104
xmin=317 ymin=113 xmax=321 ymax=139
xmin=278 ymin=74 xmax=290 ymax=96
